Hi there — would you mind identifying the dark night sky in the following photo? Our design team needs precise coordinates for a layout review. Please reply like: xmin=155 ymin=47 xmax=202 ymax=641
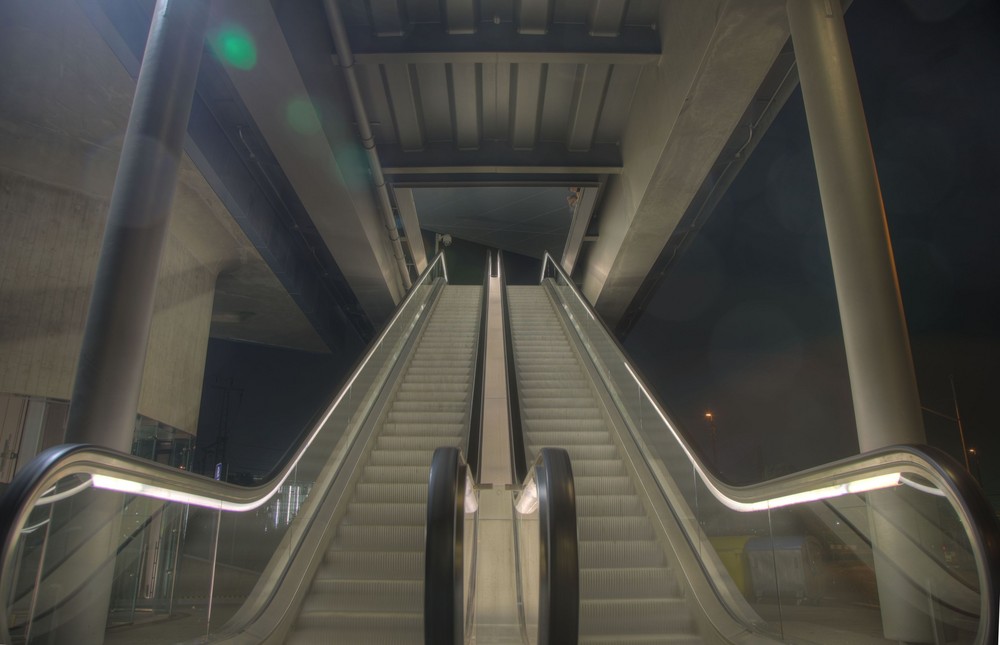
xmin=623 ymin=0 xmax=1000 ymax=499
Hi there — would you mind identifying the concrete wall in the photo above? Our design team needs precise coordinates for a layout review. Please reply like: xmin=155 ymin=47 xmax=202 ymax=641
xmin=0 ymin=0 xmax=233 ymax=436
xmin=0 ymin=168 xmax=217 ymax=434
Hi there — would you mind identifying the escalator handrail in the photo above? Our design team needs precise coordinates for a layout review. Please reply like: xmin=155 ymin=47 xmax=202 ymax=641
xmin=261 ymin=250 xmax=451 ymax=481
xmin=0 ymin=252 xmax=450 ymax=639
xmin=425 ymin=446 xmax=476 ymax=645
xmin=465 ymin=251 xmax=492 ymax=482
xmin=515 ymin=448 xmax=579 ymax=645
xmin=499 ymin=251 xmax=529 ymax=485
xmin=539 ymin=252 xmax=999 ymax=641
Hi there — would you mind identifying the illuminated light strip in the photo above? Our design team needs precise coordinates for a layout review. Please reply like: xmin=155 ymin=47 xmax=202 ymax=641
xmin=620 ymin=362 xmax=902 ymax=512
xmin=85 ymin=258 xmax=453 ymax=514
xmin=741 ymin=473 xmax=903 ymax=511
xmin=540 ymin=254 xmax=907 ymax=513
xmin=91 ymin=474 xmax=272 ymax=512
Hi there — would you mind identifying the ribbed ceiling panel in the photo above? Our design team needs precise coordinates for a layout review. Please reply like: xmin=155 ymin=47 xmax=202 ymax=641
xmin=338 ymin=0 xmax=658 ymax=161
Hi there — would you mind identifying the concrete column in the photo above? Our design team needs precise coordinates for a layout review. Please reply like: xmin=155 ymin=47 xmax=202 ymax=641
xmin=788 ymin=2 xmax=931 ymax=641
xmin=66 ymin=0 xmax=209 ymax=451
xmin=787 ymin=0 xmax=924 ymax=450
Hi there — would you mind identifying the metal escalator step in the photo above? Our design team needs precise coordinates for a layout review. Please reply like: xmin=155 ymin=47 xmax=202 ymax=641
xmin=574 ymin=476 xmax=634 ymax=496
xmin=390 ymin=400 xmax=468 ymax=413
xmin=385 ymin=410 xmax=467 ymax=424
xmin=519 ymin=383 xmax=591 ymax=394
xmin=407 ymin=359 xmax=474 ymax=368
xmin=522 ymin=406 xmax=603 ymax=420
xmin=362 ymin=465 xmax=429 ymax=483
xmin=580 ymin=567 xmax=681 ymax=599
xmin=376 ymin=435 xmax=462 ymax=451
xmin=579 ymin=633 xmax=703 ymax=645
xmin=354 ymin=483 xmax=428 ymax=504
xmin=319 ymin=550 xmax=423 ymax=580
xmin=527 ymin=430 xmax=608 ymax=445
xmin=289 ymin=611 xmax=422 ymax=645
xmin=563 ymin=459 xmax=626 ymax=477
xmin=578 ymin=539 xmax=666 ymax=568
xmin=344 ymin=502 xmax=427 ymax=525
xmin=578 ymin=516 xmax=656 ymax=541
xmin=368 ymin=448 xmax=440 ymax=466
xmin=519 ymin=396 xmax=594 ymax=408
xmin=523 ymin=418 xmax=607 ymax=432
xmin=334 ymin=524 xmax=425 ymax=550
xmin=379 ymin=422 xmax=466 ymax=436
xmin=529 ymin=444 xmax=619 ymax=461
xmin=395 ymin=388 xmax=469 ymax=401
xmin=301 ymin=579 xmax=422 ymax=614
xmin=576 ymin=494 xmax=645 ymax=516
xmin=579 ymin=598 xmax=696 ymax=637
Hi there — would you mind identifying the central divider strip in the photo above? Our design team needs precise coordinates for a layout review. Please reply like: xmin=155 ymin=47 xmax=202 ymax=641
xmin=500 ymin=251 xmax=528 ymax=485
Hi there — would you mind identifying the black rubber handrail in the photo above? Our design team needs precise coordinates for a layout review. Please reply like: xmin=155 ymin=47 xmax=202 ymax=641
xmin=425 ymin=447 xmax=472 ymax=645
xmin=539 ymin=251 xmax=1000 ymax=643
xmin=499 ymin=251 xmax=529 ymax=485
xmin=465 ymin=251 xmax=492 ymax=482
xmin=516 ymin=448 xmax=579 ymax=645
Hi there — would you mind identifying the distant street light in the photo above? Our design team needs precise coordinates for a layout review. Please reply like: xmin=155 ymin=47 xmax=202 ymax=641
xmin=704 ymin=411 xmax=718 ymax=466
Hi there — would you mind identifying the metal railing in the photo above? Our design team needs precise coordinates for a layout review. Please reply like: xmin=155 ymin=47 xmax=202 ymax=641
xmin=0 ymin=253 xmax=450 ymax=643
xmin=540 ymin=251 xmax=999 ymax=644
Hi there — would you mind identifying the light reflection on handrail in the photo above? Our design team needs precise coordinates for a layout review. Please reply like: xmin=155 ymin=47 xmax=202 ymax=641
xmin=34 ymin=477 xmax=92 ymax=506
xmin=1 ymin=252 xmax=447 ymax=527
xmin=58 ymin=252 xmax=448 ymax=513
xmin=540 ymin=252 xmax=907 ymax=510
xmin=539 ymin=251 xmax=998 ymax=643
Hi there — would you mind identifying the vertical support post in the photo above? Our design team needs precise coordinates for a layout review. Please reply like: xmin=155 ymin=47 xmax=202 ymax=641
xmin=787 ymin=1 xmax=931 ymax=641
xmin=786 ymin=0 xmax=925 ymax=451
xmin=66 ymin=0 xmax=209 ymax=452
xmin=54 ymin=4 xmax=208 ymax=644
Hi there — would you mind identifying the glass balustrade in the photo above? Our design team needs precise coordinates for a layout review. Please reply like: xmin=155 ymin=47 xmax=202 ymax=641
xmin=541 ymin=253 xmax=997 ymax=644
xmin=0 ymin=256 xmax=448 ymax=644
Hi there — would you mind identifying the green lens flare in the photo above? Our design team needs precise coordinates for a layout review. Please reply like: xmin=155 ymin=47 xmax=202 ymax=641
xmin=286 ymin=98 xmax=321 ymax=135
xmin=210 ymin=25 xmax=257 ymax=71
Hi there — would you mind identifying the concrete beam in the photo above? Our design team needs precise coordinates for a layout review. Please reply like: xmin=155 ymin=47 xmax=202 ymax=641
xmin=393 ymin=187 xmax=429 ymax=274
xmin=211 ymin=0 xmax=404 ymax=324
xmin=580 ymin=0 xmax=789 ymax=324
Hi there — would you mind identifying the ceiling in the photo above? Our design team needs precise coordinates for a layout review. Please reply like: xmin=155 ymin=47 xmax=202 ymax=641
xmin=73 ymin=0 xmax=793 ymax=352
xmin=413 ymin=186 xmax=574 ymax=259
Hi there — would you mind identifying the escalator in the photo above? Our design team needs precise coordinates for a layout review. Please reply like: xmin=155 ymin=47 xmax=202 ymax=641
xmin=502 ymin=253 xmax=999 ymax=645
xmin=0 ymin=254 xmax=497 ymax=644
xmin=507 ymin=287 xmax=698 ymax=643
xmin=1 ymin=250 xmax=998 ymax=644
xmin=287 ymin=284 xmax=481 ymax=644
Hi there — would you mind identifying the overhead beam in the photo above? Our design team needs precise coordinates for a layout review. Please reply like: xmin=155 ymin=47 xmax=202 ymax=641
xmin=442 ymin=0 xmax=477 ymax=34
xmin=211 ymin=0 xmax=406 ymax=324
xmin=338 ymin=22 xmax=659 ymax=56
xmin=393 ymin=188 xmax=428 ymax=274
xmin=561 ymin=185 xmax=601 ymax=274
xmin=334 ymin=51 xmax=659 ymax=66
xmin=580 ymin=0 xmax=790 ymax=326
xmin=380 ymin=141 xmax=621 ymax=175
xmin=516 ymin=0 xmax=552 ymax=35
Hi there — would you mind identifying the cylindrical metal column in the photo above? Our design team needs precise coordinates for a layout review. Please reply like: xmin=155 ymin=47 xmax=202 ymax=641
xmin=788 ymin=3 xmax=931 ymax=641
xmin=787 ymin=0 xmax=925 ymax=451
xmin=66 ymin=0 xmax=209 ymax=451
